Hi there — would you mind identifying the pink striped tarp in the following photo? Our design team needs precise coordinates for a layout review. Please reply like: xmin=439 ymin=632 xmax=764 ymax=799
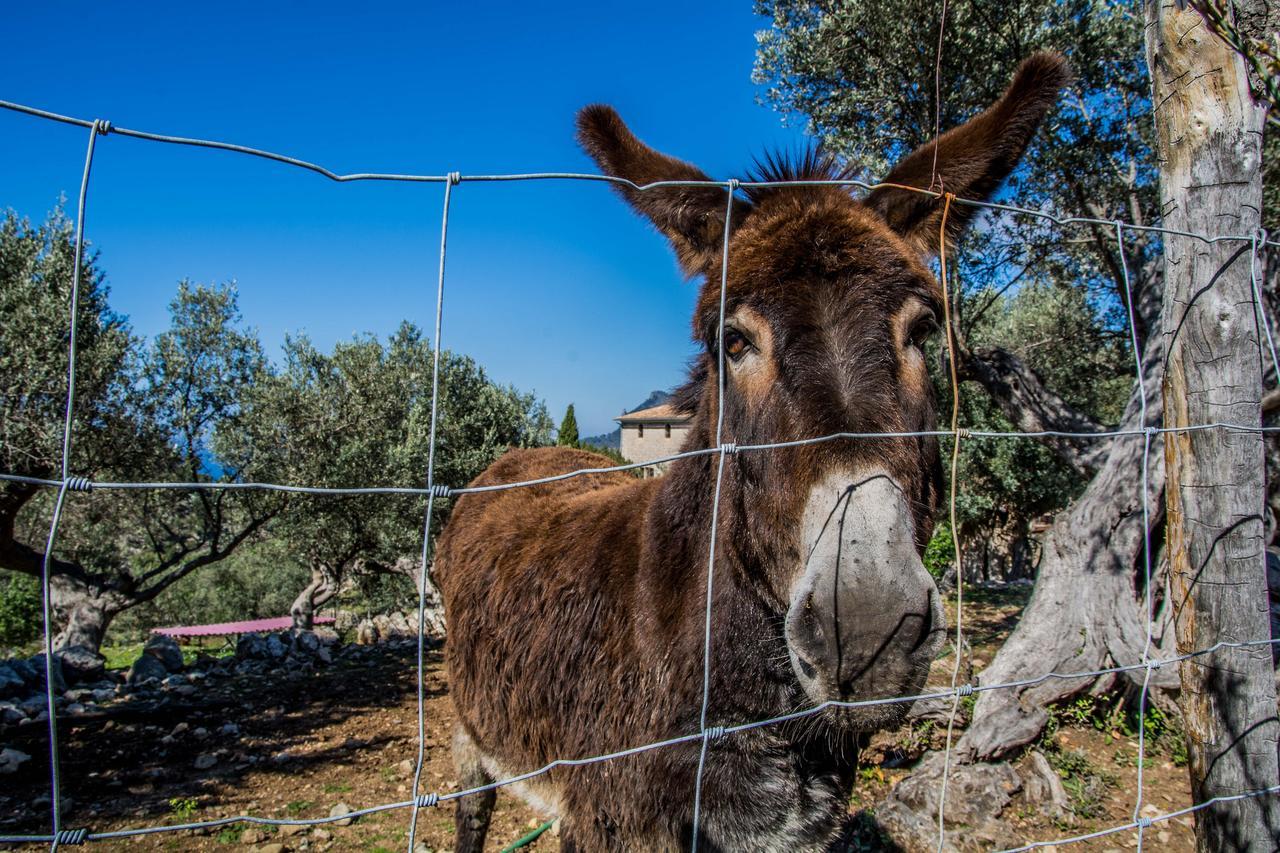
xmin=150 ymin=615 xmax=335 ymax=638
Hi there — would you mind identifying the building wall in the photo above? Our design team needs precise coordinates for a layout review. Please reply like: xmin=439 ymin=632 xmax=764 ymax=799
xmin=620 ymin=422 xmax=693 ymax=470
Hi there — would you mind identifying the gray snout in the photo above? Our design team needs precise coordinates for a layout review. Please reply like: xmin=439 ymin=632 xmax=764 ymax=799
xmin=785 ymin=472 xmax=945 ymax=717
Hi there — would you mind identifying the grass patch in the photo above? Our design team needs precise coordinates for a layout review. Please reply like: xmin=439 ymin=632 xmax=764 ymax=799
xmin=285 ymin=800 xmax=314 ymax=815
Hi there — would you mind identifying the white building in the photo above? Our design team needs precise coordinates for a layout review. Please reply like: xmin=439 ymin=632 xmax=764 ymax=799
xmin=616 ymin=404 xmax=693 ymax=476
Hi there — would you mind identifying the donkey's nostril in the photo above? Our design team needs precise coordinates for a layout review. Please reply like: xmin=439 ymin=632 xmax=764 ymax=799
xmin=797 ymin=656 xmax=817 ymax=679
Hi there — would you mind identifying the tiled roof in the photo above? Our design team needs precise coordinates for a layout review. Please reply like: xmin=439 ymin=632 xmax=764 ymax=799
xmin=615 ymin=404 xmax=692 ymax=424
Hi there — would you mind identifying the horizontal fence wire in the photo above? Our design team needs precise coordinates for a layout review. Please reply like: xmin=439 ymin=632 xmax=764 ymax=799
xmin=2 ymin=422 xmax=1278 ymax=501
xmin=2 ymin=98 xmax=1279 ymax=247
xmin=3 ymin=94 xmax=1279 ymax=850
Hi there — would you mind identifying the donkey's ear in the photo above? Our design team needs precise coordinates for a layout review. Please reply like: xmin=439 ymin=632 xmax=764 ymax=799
xmin=865 ymin=51 xmax=1070 ymax=256
xmin=578 ymin=105 xmax=750 ymax=275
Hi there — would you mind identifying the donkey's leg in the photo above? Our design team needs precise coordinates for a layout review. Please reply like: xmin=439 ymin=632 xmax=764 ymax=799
xmin=452 ymin=726 xmax=496 ymax=853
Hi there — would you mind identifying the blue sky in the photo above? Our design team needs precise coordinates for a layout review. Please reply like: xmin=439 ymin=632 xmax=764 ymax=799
xmin=1 ymin=2 xmax=812 ymax=438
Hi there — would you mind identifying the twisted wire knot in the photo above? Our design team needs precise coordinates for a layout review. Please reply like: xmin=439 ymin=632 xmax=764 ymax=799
xmin=95 ymin=120 xmax=111 ymax=136
xmin=1256 ymin=227 xmax=1269 ymax=247
xmin=1137 ymin=816 xmax=1154 ymax=829
xmin=726 ymin=179 xmax=740 ymax=191
xmin=54 ymin=828 xmax=88 ymax=845
xmin=428 ymin=484 xmax=451 ymax=499
xmin=953 ymin=428 xmax=971 ymax=440
xmin=1147 ymin=658 xmax=1164 ymax=670
xmin=416 ymin=793 xmax=439 ymax=808
xmin=64 ymin=476 xmax=93 ymax=492
xmin=955 ymin=683 xmax=975 ymax=698
xmin=703 ymin=725 xmax=727 ymax=741
xmin=447 ymin=171 xmax=461 ymax=186
xmin=719 ymin=443 xmax=738 ymax=456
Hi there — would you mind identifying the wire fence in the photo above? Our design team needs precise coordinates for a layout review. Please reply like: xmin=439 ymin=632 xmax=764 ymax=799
xmin=0 ymin=95 xmax=1278 ymax=852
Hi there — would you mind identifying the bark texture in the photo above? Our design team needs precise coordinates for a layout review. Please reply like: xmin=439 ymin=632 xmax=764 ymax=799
xmin=1149 ymin=1 xmax=1280 ymax=848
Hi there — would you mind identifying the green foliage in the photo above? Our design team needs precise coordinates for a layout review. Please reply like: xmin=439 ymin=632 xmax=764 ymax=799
xmin=167 ymin=797 xmax=198 ymax=821
xmin=0 ymin=571 xmax=41 ymax=649
xmin=923 ymin=522 xmax=955 ymax=581
xmin=243 ymin=322 xmax=554 ymax=611
xmin=557 ymin=403 xmax=580 ymax=446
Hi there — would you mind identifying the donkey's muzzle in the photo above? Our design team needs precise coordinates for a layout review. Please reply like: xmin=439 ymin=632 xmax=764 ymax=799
xmin=784 ymin=471 xmax=945 ymax=726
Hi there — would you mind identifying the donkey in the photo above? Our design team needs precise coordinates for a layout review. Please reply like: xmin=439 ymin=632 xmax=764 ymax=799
xmin=434 ymin=52 xmax=1068 ymax=852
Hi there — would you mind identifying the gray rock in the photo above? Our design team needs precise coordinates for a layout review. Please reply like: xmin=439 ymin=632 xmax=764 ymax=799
xmin=0 ymin=747 xmax=31 ymax=774
xmin=127 ymin=653 xmax=168 ymax=685
xmin=317 ymin=646 xmax=332 ymax=664
xmin=143 ymin=635 xmax=185 ymax=672
xmin=265 ymin=634 xmax=288 ymax=659
xmin=0 ymin=701 xmax=26 ymax=724
xmin=236 ymin=633 xmax=268 ymax=660
xmin=293 ymin=631 xmax=320 ymax=655
xmin=888 ymin=751 xmax=1021 ymax=828
xmin=56 ymin=645 xmax=106 ymax=683
xmin=193 ymin=753 xmax=216 ymax=770
xmin=0 ymin=663 xmax=26 ymax=699
xmin=877 ymin=751 xmax=1023 ymax=851
xmin=27 ymin=654 xmax=66 ymax=694
xmin=218 ymin=722 xmax=240 ymax=736
xmin=329 ymin=802 xmax=355 ymax=826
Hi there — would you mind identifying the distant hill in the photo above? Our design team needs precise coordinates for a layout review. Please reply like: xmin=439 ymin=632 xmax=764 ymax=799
xmin=580 ymin=389 xmax=672 ymax=451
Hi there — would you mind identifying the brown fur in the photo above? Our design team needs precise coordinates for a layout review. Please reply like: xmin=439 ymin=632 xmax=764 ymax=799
xmin=435 ymin=52 xmax=1070 ymax=852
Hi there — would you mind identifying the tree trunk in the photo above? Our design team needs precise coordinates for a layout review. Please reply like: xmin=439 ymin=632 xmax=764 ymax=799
xmin=48 ymin=574 xmax=123 ymax=653
xmin=290 ymin=565 xmax=338 ymax=631
xmin=957 ymin=341 xmax=1177 ymax=761
xmin=1148 ymin=2 xmax=1280 ymax=848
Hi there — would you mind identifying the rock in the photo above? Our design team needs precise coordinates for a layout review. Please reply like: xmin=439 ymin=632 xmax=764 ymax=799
xmin=192 ymin=726 xmax=209 ymax=740
xmin=278 ymin=823 xmax=306 ymax=837
xmin=257 ymin=844 xmax=286 ymax=853
xmin=127 ymin=653 xmax=167 ymax=685
xmin=219 ymin=722 xmax=240 ymax=736
xmin=241 ymin=827 xmax=265 ymax=844
xmin=162 ymin=674 xmax=187 ymax=687
xmin=0 ymin=663 xmax=26 ymax=699
xmin=56 ymin=645 xmax=106 ymax=683
xmin=65 ymin=702 xmax=88 ymax=715
xmin=27 ymin=654 xmax=66 ymax=694
xmin=328 ymin=802 xmax=355 ymax=826
xmin=396 ymin=758 xmax=415 ymax=777
xmin=0 ymin=747 xmax=31 ymax=774
xmin=293 ymin=631 xmax=320 ymax=655
xmin=143 ymin=635 xmax=185 ymax=672
xmin=878 ymin=752 xmax=1022 ymax=851
xmin=266 ymin=634 xmax=288 ymax=660
xmin=0 ymin=701 xmax=26 ymax=723
xmin=316 ymin=646 xmax=332 ymax=664
xmin=173 ymin=684 xmax=197 ymax=697
xmin=906 ymin=696 xmax=968 ymax=726
xmin=172 ymin=722 xmax=190 ymax=736
xmin=355 ymin=621 xmax=377 ymax=645
xmin=312 ymin=828 xmax=331 ymax=842
xmin=193 ymin=753 xmax=217 ymax=770
xmin=1023 ymin=750 xmax=1071 ymax=820
xmin=237 ymin=633 xmax=268 ymax=660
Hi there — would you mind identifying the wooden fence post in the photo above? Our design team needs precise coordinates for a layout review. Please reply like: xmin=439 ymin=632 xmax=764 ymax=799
xmin=1146 ymin=1 xmax=1280 ymax=849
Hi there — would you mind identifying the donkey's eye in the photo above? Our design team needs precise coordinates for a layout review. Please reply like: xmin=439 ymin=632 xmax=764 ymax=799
xmin=908 ymin=317 xmax=938 ymax=350
xmin=723 ymin=328 xmax=753 ymax=362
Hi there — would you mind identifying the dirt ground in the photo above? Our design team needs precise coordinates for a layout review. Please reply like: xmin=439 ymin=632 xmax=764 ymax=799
xmin=0 ymin=586 xmax=1200 ymax=852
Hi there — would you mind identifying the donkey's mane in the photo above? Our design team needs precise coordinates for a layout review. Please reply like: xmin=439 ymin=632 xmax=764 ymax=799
xmin=742 ymin=147 xmax=857 ymax=202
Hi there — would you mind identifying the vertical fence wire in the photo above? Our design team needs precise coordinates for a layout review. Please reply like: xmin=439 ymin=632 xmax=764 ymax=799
xmin=690 ymin=181 xmax=739 ymax=852
xmin=1114 ymin=221 xmax=1158 ymax=850
xmin=933 ymin=193 xmax=968 ymax=853
xmin=38 ymin=118 xmax=103 ymax=852
xmin=406 ymin=172 xmax=458 ymax=850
